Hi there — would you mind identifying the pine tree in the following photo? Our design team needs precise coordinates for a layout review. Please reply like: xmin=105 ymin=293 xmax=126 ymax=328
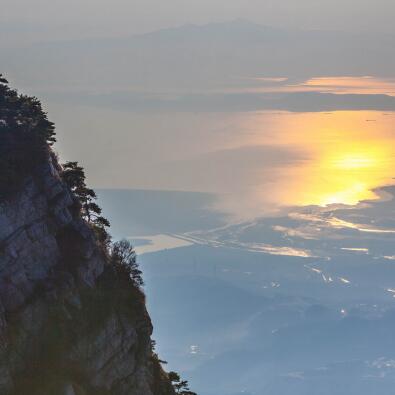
xmin=62 ymin=161 xmax=110 ymax=243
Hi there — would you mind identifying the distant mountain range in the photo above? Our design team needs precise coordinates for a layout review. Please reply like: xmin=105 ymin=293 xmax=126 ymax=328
xmin=4 ymin=19 xmax=395 ymax=112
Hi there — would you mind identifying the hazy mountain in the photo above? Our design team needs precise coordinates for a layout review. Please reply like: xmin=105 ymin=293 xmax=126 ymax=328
xmin=4 ymin=19 xmax=395 ymax=96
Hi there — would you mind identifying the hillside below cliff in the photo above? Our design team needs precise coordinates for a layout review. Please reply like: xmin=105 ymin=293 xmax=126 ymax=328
xmin=0 ymin=76 xmax=180 ymax=395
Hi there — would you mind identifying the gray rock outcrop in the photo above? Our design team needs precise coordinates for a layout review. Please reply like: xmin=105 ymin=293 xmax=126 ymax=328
xmin=0 ymin=155 xmax=174 ymax=395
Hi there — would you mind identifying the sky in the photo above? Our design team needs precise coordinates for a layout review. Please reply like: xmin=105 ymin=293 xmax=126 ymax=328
xmin=1 ymin=0 xmax=395 ymax=46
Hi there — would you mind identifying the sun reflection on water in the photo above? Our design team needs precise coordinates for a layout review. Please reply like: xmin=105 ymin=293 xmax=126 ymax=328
xmin=245 ymin=111 xmax=395 ymax=209
xmin=316 ymin=141 xmax=393 ymax=205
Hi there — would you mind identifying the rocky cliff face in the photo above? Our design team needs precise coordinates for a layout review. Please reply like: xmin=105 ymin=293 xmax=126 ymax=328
xmin=0 ymin=154 xmax=175 ymax=395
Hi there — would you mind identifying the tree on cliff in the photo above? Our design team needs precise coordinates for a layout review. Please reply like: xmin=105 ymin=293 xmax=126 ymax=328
xmin=61 ymin=161 xmax=110 ymax=243
xmin=168 ymin=371 xmax=197 ymax=395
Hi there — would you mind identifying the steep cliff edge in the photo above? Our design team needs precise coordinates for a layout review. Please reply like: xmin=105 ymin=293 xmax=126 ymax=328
xmin=0 ymin=77 xmax=176 ymax=395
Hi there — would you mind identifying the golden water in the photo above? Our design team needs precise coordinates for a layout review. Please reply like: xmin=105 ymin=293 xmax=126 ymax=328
xmin=242 ymin=110 xmax=395 ymax=209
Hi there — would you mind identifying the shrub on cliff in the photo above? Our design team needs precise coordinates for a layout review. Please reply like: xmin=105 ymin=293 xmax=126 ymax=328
xmin=168 ymin=371 xmax=197 ymax=395
xmin=109 ymin=239 xmax=144 ymax=288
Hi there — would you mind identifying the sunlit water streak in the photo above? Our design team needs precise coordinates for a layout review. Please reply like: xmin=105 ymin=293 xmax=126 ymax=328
xmin=245 ymin=76 xmax=395 ymax=95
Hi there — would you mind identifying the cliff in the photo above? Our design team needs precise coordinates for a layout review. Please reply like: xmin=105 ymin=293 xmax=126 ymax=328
xmin=0 ymin=77 xmax=176 ymax=395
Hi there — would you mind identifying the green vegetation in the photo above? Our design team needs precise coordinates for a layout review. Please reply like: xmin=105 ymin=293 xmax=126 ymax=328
xmin=0 ymin=74 xmax=56 ymax=197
